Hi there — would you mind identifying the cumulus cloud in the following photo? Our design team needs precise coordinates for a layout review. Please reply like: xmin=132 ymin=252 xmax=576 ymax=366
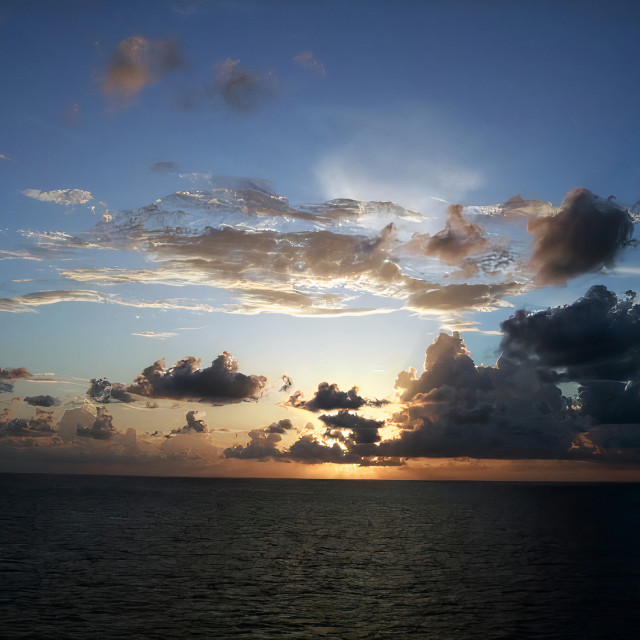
xmin=287 ymin=382 xmax=366 ymax=412
xmin=87 ymin=378 xmax=135 ymax=404
xmin=224 ymin=423 xmax=289 ymax=460
xmin=293 ymin=51 xmax=325 ymax=76
xmin=24 ymin=395 xmax=60 ymax=407
xmin=21 ymin=188 xmax=93 ymax=206
xmin=102 ymin=35 xmax=184 ymax=100
xmin=377 ymin=331 xmax=579 ymax=459
xmin=77 ymin=407 xmax=120 ymax=440
xmin=0 ymin=408 xmax=57 ymax=437
xmin=528 ymin=188 xmax=635 ymax=285
xmin=319 ymin=410 xmax=384 ymax=445
xmin=212 ymin=58 xmax=277 ymax=111
xmin=168 ymin=410 xmax=209 ymax=435
xmin=500 ymin=285 xmax=640 ymax=383
xmin=126 ymin=351 xmax=267 ymax=401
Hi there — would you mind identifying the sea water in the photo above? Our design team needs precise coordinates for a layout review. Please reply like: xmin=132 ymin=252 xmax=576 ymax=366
xmin=1 ymin=474 xmax=639 ymax=639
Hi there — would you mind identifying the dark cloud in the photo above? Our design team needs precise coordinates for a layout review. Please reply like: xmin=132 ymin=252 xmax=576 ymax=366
xmin=168 ymin=410 xmax=209 ymax=436
xmin=287 ymin=382 xmax=366 ymax=412
xmin=150 ymin=161 xmax=179 ymax=172
xmin=293 ymin=51 xmax=326 ymax=76
xmin=265 ymin=419 xmax=294 ymax=434
xmin=578 ymin=381 xmax=640 ymax=425
xmin=24 ymin=395 xmax=59 ymax=407
xmin=0 ymin=382 xmax=13 ymax=393
xmin=0 ymin=367 xmax=31 ymax=380
xmin=103 ymin=35 xmax=185 ymax=100
xmin=87 ymin=378 xmax=135 ymax=403
xmin=374 ymin=331 xmax=578 ymax=459
xmin=77 ymin=407 xmax=120 ymax=440
xmin=126 ymin=351 xmax=267 ymax=401
xmin=500 ymin=285 xmax=640 ymax=383
xmin=528 ymin=188 xmax=635 ymax=285
xmin=224 ymin=428 xmax=283 ymax=460
xmin=0 ymin=408 xmax=57 ymax=437
xmin=212 ymin=58 xmax=277 ymax=111
xmin=319 ymin=410 xmax=384 ymax=444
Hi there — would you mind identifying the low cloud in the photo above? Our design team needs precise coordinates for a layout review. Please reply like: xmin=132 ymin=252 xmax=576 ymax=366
xmin=77 ymin=407 xmax=120 ymax=440
xmin=500 ymin=285 xmax=640 ymax=383
xmin=126 ymin=351 xmax=267 ymax=401
xmin=87 ymin=378 xmax=135 ymax=404
xmin=528 ymin=188 xmax=635 ymax=285
xmin=168 ymin=410 xmax=209 ymax=435
xmin=293 ymin=51 xmax=325 ymax=76
xmin=24 ymin=395 xmax=60 ymax=407
xmin=287 ymin=382 xmax=366 ymax=412
xmin=102 ymin=35 xmax=185 ymax=100
xmin=21 ymin=188 xmax=93 ymax=206
xmin=1 ymin=408 xmax=57 ymax=437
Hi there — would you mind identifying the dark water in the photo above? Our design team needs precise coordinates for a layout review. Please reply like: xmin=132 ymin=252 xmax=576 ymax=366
xmin=1 ymin=475 xmax=640 ymax=639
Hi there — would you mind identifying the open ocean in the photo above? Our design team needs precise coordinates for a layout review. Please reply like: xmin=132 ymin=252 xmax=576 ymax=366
xmin=1 ymin=474 xmax=640 ymax=639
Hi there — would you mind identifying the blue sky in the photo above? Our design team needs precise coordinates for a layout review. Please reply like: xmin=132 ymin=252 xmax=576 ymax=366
xmin=1 ymin=0 xmax=640 ymax=478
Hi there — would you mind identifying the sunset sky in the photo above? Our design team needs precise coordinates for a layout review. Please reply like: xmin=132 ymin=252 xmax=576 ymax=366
xmin=1 ymin=0 xmax=640 ymax=480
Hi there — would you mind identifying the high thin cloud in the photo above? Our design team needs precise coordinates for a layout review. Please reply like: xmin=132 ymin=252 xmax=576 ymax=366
xmin=126 ymin=351 xmax=267 ymax=401
xmin=22 ymin=188 xmax=93 ymax=206
xmin=102 ymin=35 xmax=184 ymax=100
xmin=293 ymin=51 xmax=325 ymax=76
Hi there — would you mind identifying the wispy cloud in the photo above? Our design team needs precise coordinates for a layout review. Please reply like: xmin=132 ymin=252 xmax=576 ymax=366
xmin=293 ymin=51 xmax=325 ymax=76
xmin=131 ymin=331 xmax=179 ymax=339
xmin=21 ymin=188 xmax=93 ymax=206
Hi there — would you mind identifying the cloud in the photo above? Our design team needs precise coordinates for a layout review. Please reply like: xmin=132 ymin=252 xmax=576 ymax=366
xmin=293 ymin=51 xmax=325 ymax=76
xmin=319 ymin=410 xmax=384 ymax=445
xmin=0 ymin=367 xmax=31 ymax=380
xmin=528 ymin=188 xmax=635 ymax=285
xmin=212 ymin=58 xmax=277 ymax=111
xmin=1 ymin=408 xmax=57 ymax=437
xmin=24 ymin=395 xmax=60 ymax=407
xmin=150 ymin=161 xmax=179 ymax=172
xmin=376 ymin=331 xmax=580 ymax=459
xmin=168 ymin=410 xmax=209 ymax=435
xmin=77 ymin=407 xmax=120 ymax=440
xmin=0 ymin=289 xmax=220 ymax=314
xmin=87 ymin=378 xmax=135 ymax=404
xmin=223 ymin=420 xmax=292 ymax=460
xmin=102 ymin=35 xmax=185 ymax=100
xmin=131 ymin=331 xmax=178 ymax=339
xmin=126 ymin=351 xmax=267 ymax=401
xmin=286 ymin=382 xmax=366 ymax=412
xmin=21 ymin=188 xmax=93 ymax=206
xmin=500 ymin=285 xmax=640 ymax=383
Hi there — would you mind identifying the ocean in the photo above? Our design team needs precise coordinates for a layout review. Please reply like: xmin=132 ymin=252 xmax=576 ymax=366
xmin=1 ymin=474 xmax=639 ymax=639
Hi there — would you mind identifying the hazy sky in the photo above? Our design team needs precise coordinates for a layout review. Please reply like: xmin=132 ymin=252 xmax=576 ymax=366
xmin=1 ymin=0 xmax=640 ymax=479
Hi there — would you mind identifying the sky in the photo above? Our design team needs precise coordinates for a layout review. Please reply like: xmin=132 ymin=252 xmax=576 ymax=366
xmin=1 ymin=0 xmax=640 ymax=480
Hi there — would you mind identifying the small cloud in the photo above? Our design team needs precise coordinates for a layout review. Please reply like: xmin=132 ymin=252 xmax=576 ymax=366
xmin=131 ymin=331 xmax=178 ymax=339
xmin=24 ymin=395 xmax=60 ymax=407
xmin=102 ymin=35 xmax=185 ymax=101
xmin=150 ymin=161 xmax=179 ymax=172
xmin=21 ymin=188 xmax=93 ymax=206
xmin=293 ymin=51 xmax=325 ymax=76
xmin=212 ymin=58 xmax=277 ymax=111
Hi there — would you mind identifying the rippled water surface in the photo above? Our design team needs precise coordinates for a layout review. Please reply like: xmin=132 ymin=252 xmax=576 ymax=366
xmin=2 ymin=474 xmax=640 ymax=639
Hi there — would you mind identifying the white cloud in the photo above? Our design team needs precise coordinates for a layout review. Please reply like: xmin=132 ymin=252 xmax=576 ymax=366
xmin=21 ymin=188 xmax=94 ymax=206
xmin=131 ymin=331 xmax=179 ymax=339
